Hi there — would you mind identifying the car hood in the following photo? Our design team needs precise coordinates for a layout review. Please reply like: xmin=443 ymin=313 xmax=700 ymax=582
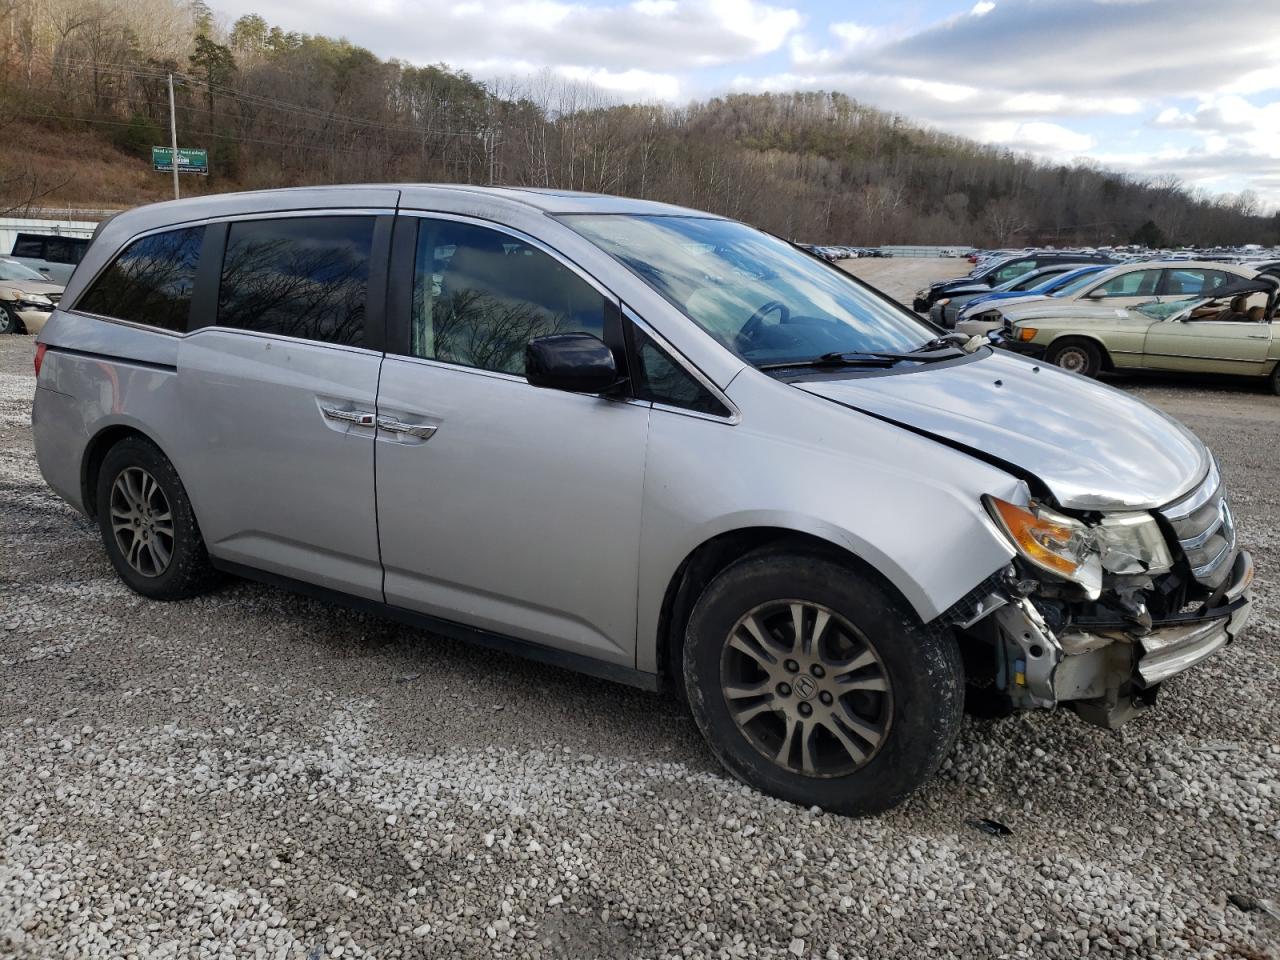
xmin=937 ymin=282 xmax=989 ymax=297
xmin=999 ymin=300 xmax=1136 ymax=323
xmin=796 ymin=350 xmax=1208 ymax=511
xmin=1 ymin=279 xmax=63 ymax=298
xmin=960 ymin=293 xmax=1047 ymax=316
xmin=932 ymin=276 xmax=988 ymax=293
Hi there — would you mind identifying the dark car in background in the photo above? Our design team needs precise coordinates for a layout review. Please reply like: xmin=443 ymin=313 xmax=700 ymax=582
xmin=927 ymin=263 xmax=1095 ymax=328
xmin=913 ymin=251 xmax=1115 ymax=313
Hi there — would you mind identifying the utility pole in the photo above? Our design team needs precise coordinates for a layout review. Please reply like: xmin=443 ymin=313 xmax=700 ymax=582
xmin=168 ymin=73 xmax=180 ymax=201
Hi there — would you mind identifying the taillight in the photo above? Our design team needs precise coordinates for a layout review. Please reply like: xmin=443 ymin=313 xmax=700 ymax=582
xmin=34 ymin=342 xmax=46 ymax=377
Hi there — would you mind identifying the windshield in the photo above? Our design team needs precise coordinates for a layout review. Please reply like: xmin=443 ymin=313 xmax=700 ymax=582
xmin=565 ymin=215 xmax=934 ymax=366
xmin=0 ymin=259 xmax=47 ymax=282
xmin=1135 ymin=298 xmax=1198 ymax=321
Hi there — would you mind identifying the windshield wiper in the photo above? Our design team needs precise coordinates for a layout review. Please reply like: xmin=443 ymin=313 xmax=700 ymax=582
xmin=756 ymin=345 xmax=966 ymax=371
xmin=754 ymin=335 xmax=976 ymax=371
xmin=756 ymin=353 xmax=899 ymax=371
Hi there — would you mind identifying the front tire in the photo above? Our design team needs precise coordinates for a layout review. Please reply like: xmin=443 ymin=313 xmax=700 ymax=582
xmin=682 ymin=551 xmax=964 ymax=816
xmin=0 ymin=303 xmax=19 ymax=335
xmin=1047 ymin=338 xmax=1102 ymax=378
xmin=96 ymin=436 xmax=215 ymax=600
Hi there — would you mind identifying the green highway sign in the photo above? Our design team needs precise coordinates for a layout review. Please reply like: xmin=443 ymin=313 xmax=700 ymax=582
xmin=152 ymin=146 xmax=209 ymax=175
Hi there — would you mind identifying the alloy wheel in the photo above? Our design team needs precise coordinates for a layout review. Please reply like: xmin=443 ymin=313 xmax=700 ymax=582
xmin=109 ymin=466 xmax=175 ymax=577
xmin=1055 ymin=346 xmax=1089 ymax=373
xmin=720 ymin=600 xmax=893 ymax=778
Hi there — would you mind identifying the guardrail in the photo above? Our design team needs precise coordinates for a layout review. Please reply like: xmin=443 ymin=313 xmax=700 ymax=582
xmin=877 ymin=245 xmax=975 ymax=258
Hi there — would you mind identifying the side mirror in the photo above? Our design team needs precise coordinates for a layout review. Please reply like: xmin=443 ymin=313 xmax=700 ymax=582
xmin=526 ymin=333 xmax=619 ymax=394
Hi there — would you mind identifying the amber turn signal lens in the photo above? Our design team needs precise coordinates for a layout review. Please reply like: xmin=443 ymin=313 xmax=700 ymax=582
xmin=1017 ymin=327 xmax=1038 ymax=342
xmin=987 ymin=497 xmax=1080 ymax=577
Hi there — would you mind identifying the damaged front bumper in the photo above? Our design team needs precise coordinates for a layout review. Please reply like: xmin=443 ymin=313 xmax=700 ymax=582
xmin=958 ymin=549 xmax=1254 ymax=729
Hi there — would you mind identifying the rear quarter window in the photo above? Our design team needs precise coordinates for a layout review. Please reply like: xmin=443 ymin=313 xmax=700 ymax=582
xmin=76 ymin=227 xmax=204 ymax=332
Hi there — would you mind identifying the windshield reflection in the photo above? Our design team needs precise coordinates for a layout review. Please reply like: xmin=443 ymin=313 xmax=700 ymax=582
xmin=566 ymin=215 xmax=934 ymax=367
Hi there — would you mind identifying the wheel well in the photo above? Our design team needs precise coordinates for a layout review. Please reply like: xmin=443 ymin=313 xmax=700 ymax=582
xmin=655 ymin=527 xmax=906 ymax=696
xmin=1047 ymin=334 xmax=1114 ymax=372
xmin=81 ymin=426 xmax=150 ymax=519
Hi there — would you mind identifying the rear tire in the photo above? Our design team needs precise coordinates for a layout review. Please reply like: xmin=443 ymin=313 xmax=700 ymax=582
xmin=1047 ymin=338 xmax=1102 ymax=378
xmin=96 ymin=436 xmax=215 ymax=600
xmin=682 ymin=551 xmax=964 ymax=816
xmin=1269 ymin=362 xmax=1280 ymax=396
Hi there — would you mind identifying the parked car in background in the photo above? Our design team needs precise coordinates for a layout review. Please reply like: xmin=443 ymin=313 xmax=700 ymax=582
xmin=9 ymin=232 xmax=90 ymax=284
xmin=954 ymin=265 xmax=1108 ymax=326
xmin=1251 ymin=259 xmax=1280 ymax=281
xmin=913 ymin=251 xmax=1114 ymax=312
xmin=32 ymin=186 xmax=1253 ymax=815
xmin=0 ymin=257 xmax=64 ymax=334
xmin=928 ymin=263 xmax=1093 ymax=328
xmin=1001 ymin=275 xmax=1279 ymax=390
xmin=955 ymin=261 xmax=1259 ymax=337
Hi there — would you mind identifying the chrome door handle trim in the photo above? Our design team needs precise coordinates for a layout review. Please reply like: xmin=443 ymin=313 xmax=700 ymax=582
xmin=377 ymin=415 xmax=438 ymax=439
xmin=321 ymin=406 xmax=375 ymax=427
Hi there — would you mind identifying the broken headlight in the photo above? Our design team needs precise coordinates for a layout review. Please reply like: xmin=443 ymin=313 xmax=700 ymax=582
xmin=986 ymin=497 xmax=1102 ymax=599
xmin=1094 ymin=513 xmax=1173 ymax=575
xmin=986 ymin=499 xmax=1176 ymax=598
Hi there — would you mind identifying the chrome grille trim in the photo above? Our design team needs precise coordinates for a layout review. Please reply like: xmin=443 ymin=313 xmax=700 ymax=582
xmin=1163 ymin=460 xmax=1219 ymax=520
xmin=1159 ymin=463 xmax=1236 ymax=587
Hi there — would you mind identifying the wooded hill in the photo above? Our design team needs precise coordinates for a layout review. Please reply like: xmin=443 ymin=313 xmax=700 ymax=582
xmin=3 ymin=0 xmax=1276 ymax=247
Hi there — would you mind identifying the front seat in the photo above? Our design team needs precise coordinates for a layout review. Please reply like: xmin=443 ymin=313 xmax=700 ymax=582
xmin=1246 ymin=305 xmax=1265 ymax=322
xmin=1214 ymin=295 xmax=1248 ymax=322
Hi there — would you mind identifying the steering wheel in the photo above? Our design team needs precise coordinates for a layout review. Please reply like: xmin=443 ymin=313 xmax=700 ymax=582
xmin=738 ymin=300 xmax=791 ymax=348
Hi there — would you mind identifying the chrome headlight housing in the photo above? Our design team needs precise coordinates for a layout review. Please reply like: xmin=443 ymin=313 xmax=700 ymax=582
xmin=985 ymin=500 xmax=1173 ymax=599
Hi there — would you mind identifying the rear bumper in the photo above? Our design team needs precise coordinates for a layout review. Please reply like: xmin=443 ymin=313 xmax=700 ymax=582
xmin=32 ymin=384 xmax=89 ymax=514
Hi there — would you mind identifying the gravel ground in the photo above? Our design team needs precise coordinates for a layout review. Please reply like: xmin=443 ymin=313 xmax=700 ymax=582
xmin=0 ymin=329 xmax=1277 ymax=959
xmin=837 ymin=256 xmax=959 ymax=304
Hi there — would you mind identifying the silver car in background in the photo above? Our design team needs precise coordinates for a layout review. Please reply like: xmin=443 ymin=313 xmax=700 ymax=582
xmin=31 ymin=186 xmax=1254 ymax=814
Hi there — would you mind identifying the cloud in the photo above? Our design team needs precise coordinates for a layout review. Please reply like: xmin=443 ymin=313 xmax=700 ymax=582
xmin=971 ymin=1 xmax=996 ymax=14
xmin=555 ymin=66 xmax=683 ymax=101
xmin=850 ymin=0 xmax=1280 ymax=101
xmin=220 ymin=0 xmax=803 ymax=74
xmin=979 ymin=120 xmax=1094 ymax=153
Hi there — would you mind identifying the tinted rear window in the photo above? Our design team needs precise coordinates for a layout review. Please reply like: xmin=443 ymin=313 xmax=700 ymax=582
xmin=45 ymin=237 xmax=87 ymax=264
xmin=76 ymin=227 xmax=204 ymax=332
xmin=11 ymin=236 xmax=44 ymax=258
xmin=217 ymin=217 xmax=373 ymax=346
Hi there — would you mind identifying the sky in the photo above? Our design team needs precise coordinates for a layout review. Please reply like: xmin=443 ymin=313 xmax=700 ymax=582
xmin=216 ymin=0 xmax=1280 ymax=213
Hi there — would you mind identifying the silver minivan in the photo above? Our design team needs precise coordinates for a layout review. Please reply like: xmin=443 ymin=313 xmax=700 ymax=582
xmin=32 ymin=186 xmax=1254 ymax=814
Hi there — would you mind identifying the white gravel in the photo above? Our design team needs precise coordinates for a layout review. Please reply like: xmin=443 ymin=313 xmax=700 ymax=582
xmin=0 ymin=334 xmax=1277 ymax=959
